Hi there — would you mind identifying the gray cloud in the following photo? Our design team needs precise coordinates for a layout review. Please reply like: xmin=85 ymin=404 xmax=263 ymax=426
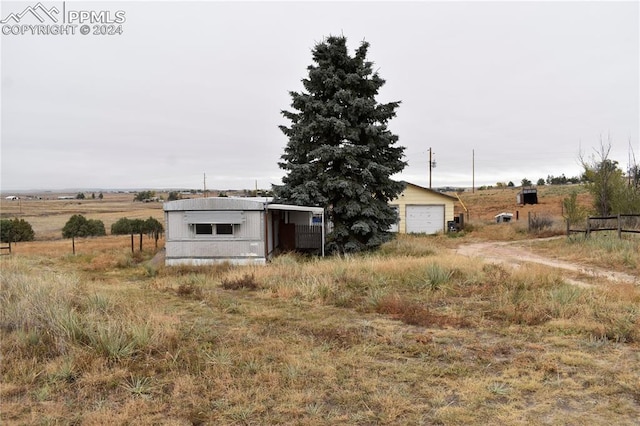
xmin=1 ymin=1 xmax=638 ymax=191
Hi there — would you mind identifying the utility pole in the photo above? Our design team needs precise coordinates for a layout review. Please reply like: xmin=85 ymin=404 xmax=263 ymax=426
xmin=472 ymin=149 xmax=475 ymax=193
xmin=203 ymin=173 xmax=207 ymax=198
xmin=428 ymin=147 xmax=436 ymax=189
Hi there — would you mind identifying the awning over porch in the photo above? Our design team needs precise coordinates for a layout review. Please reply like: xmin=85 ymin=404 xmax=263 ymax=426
xmin=266 ymin=204 xmax=325 ymax=257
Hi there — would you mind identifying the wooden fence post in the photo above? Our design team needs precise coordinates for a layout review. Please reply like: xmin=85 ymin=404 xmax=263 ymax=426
xmin=618 ymin=214 xmax=622 ymax=239
xmin=586 ymin=217 xmax=591 ymax=237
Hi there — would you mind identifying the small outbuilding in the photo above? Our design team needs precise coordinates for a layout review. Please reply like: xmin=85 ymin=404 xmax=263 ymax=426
xmin=495 ymin=212 xmax=514 ymax=223
xmin=389 ymin=182 xmax=457 ymax=234
xmin=517 ymin=187 xmax=538 ymax=205
xmin=163 ymin=197 xmax=324 ymax=266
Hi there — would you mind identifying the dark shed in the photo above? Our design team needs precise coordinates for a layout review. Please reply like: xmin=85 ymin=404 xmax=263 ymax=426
xmin=517 ymin=187 xmax=538 ymax=205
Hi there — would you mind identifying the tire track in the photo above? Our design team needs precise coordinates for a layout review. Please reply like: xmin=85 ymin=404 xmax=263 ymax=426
xmin=455 ymin=240 xmax=638 ymax=288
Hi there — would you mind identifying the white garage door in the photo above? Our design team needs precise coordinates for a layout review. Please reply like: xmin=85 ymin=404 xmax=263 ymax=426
xmin=406 ymin=205 xmax=445 ymax=234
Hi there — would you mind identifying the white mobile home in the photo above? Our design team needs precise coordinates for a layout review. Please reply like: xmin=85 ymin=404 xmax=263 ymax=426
xmin=163 ymin=197 xmax=324 ymax=265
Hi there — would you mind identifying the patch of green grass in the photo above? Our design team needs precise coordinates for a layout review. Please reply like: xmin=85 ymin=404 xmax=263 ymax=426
xmin=421 ymin=263 xmax=454 ymax=290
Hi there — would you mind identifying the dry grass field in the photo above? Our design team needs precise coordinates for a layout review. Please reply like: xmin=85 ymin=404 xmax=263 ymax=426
xmin=456 ymin=184 xmax=591 ymax=223
xmin=1 ymin=186 xmax=639 ymax=425
xmin=1 ymin=192 xmax=165 ymax=240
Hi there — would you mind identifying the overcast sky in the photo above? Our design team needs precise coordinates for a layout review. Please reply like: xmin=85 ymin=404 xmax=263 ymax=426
xmin=1 ymin=1 xmax=638 ymax=191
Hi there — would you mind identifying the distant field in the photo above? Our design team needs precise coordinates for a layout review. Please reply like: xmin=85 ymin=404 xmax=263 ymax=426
xmin=0 ymin=192 xmax=164 ymax=240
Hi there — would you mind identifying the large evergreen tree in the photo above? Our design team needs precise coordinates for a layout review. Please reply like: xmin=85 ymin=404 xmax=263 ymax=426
xmin=275 ymin=36 xmax=406 ymax=254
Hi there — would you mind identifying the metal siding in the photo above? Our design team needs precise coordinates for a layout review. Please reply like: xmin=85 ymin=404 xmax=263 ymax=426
xmin=165 ymin=211 xmax=265 ymax=261
xmin=242 ymin=211 xmax=262 ymax=239
xmin=166 ymin=258 xmax=266 ymax=266
xmin=184 ymin=211 xmax=244 ymax=224
xmin=164 ymin=197 xmax=268 ymax=212
xmin=166 ymin=240 xmax=265 ymax=259
xmin=406 ymin=205 xmax=445 ymax=234
xmin=266 ymin=211 xmax=274 ymax=256
xmin=167 ymin=212 xmax=186 ymax=240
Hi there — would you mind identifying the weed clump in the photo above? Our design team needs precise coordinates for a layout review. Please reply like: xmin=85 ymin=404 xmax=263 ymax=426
xmin=221 ymin=273 xmax=260 ymax=291
xmin=420 ymin=263 xmax=454 ymax=290
xmin=375 ymin=294 xmax=463 ymax=327
xmin=528 ymin=213 xmax=554 ymax=234
xmin=176 ymin=282 xmax=204 ymax=299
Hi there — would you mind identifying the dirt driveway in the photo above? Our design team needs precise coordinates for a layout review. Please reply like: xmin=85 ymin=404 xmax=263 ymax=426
xmin=455 ymin=239 xmax=638 ymax=288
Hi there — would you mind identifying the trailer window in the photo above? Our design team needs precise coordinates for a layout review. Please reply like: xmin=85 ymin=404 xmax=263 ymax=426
xmin=193 ymin=223 xmax=233 ymax=236
xmin=216 ymin=224 xmax=233 ymax=235
xmin=195 ymin=224 xmax=213 ymax=234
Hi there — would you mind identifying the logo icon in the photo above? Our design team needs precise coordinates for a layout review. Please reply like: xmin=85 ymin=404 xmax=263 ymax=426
xmin=0 ymin=2 xmax=59 ymax=24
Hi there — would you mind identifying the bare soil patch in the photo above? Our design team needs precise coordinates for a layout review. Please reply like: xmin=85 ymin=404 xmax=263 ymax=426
xmin=456 ymin=237 xmax=639 ymax=288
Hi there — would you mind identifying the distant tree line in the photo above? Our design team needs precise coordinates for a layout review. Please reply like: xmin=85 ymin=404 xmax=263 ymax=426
xmin=133 ymin=191 xmax=160 ymax=202
xmin=59 ymin=214 xmax=163 ymax=254
xmin=478 ymin=173 xmax=585 ymax=190
xmin=75 ymin=192 xmax=104 ymax=200
xmin=111 ymin=217 xmax=164 ymax=252
xmin=546 ymin=174 xmax=582 ymax=185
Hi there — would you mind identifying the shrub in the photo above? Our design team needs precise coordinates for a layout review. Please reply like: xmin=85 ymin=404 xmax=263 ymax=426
xmin=221 ymin=273 xmax=260 ymax=291
xmin=375 ymin=294 xmax=464 ymax=327
xmin=0 ymin=218 xmax=35 ymax=242
xmin=62 ymin=215 xmax=106 ymax=238
xmin=176 ymin=275 xmax=205 ymax=299
xmin=528 ymin=213 xmax=553 ymax=234
xmin=422 ymin=263 xmax=454 ymax=290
